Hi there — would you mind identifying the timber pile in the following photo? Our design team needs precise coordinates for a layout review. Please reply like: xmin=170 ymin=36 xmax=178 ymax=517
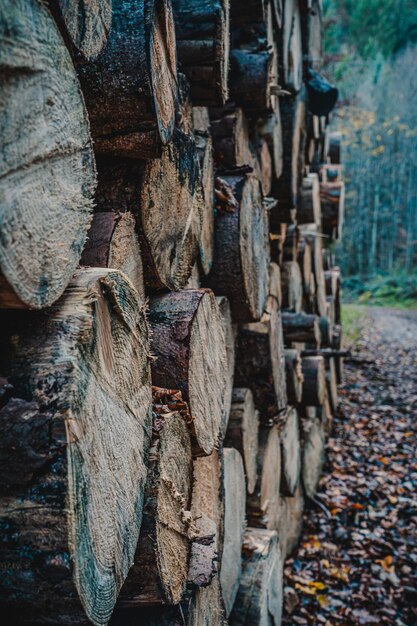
xmin=0 ymin=1 xmax=345 ymax=625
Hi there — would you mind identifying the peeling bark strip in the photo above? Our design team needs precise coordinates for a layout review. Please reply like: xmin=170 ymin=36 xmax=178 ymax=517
xmin=224 ymin=388 xmax=259 ymax=495
xmin=78 ymin=0 xmax=178 ymax=158
xmin=280 ymin=407 xmax=301 ymax=497
xmin=148 ymin=289 xmax=227 ymax=455
xmin=95 ymin=130 xmax=204 ymax=291
xmin=50 ymin=0 xmax=112 ymax=60
xmin=0 ymin=269 xmax=152 ymax=626
xmin=221 ymin=448 xmax=246 ymax=617
xmin=0 ymin=0 xmax=96 ymax=310
xmin=207 ymin=175 xmax=270 ymax=324
xmin=172 ymin=0 xmax=230 ymax=105
xmin=229 ymin=528 xmax=283 ymax=626
xmin=118 ymin=411 xmax=192 ymax=607
xmin=81 ymin=212 xmax=145 ymax=302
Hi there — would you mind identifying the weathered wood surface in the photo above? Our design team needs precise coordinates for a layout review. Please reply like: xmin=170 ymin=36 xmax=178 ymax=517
xmin=285 ymin=348 xmax=303 ymax=404
xmin=217 ymin=296 xmax=237 ymax=438
xmin=300 ymin=0 xmax=323 ymax=70
xmin=247 ymin=424 xmax=282 ymax=531
xmin=211 ymin=107 xmax=254 ymax=170
xmin=81 ymin=212 xmax=145 ymax=302
xmin=256 ymin=102 xmax=283 ymax=180
xmin=0 ymin=0 xmax=96 ymax=309
xmin=118 ymin=410 xmax=192 ymax=606
xmin=298 ymin=173 xmax=321 ymax=225
xmin=301 ymin=411 xmax=325 ymax=499
xmin=50 ymin=0 xmax=112 ymax=60
xmin=221 ymin=448 xmax=246 ymax=617
xmin=279 ymin=0 xmax=303 ymax=92
xmin=326 ymin=356 xmax=339 ymax=414
xmin=172 ymin=0 xmax=230 ymax=105
xmin=148 ymin=289 xmax=227 ymax=455
xmin=301 ymin=356 xmax=326 ymax=406
xmin=95 ymin=130 xmax=203 ymax=291
xmin=207 ymin=174 xmax=270 ymax=324
xmin=282 ymin=312 xmax=321 ymax=347
xmin=229 ymin=528 xmax=283 ymax=626
xmin=280 ymin=482 xmax=304 ymax=557
xmin=280 ymin=407 xmax=301 ymax=497
xmin=281 ymin=261 xmax=303 ymax=313
xmin=186 ymin=574 xmax=226 ymax=626
xmin=224 ymin=388 xmax=259 ymax=494
xmin=78 ymin=0 xmax=178 ymax=158
xmin=0 ymin=269 xmax=152 ymax=626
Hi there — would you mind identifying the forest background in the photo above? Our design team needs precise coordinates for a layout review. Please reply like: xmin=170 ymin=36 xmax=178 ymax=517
xmin=324 ymin=0 xmax=417 ymax=306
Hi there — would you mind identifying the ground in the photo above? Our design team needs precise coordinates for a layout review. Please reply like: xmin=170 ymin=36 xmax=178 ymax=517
xmin=283 ymin=306 xmax=417 ymax=626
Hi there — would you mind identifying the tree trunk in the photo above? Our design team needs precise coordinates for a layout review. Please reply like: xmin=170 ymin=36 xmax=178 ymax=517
xmin=281 ymin=261 xmax=303 ymax=313
xmin=285 ymin=349 xmax=303 ymax=404
xmin=148 ymin=289 xmax=227 ymax=456
xmin=301 ymin=411 xmax=325 ymax=499
xmin=0 ymin=269 xmax=152 ymax=626
xmin=229 ymin=528 xmax=283 ymax=626
xmin=247 ymin=425 xmax=282 ymax=531
xmin=118 ymin=410 xmax=192 ymax=607
xmin=207 ymin=175 xmax=270 ymax=324
xmin=0 ymin=0 xmax=96 ymax=310
xmin=81 ymin=212 xmax=145 ymax=302
xmin=217 ymin=296 xmax=237 ymax=438
xmin=95 ymin=130 xmax=204 ymax=292
xmin=50 ymin=0 xmax=112 ymax=60
xmin=172 ymin=0 xmax=230 ymax=105
xmin=282 ymin=312 xmax=321 ymax=346
xmin=298 ymin=174 xmax=321 ymax=225
xmin=280 ymin=407 xmax=301 ymax=497
xmin=221 ymin=448 xmax=246 ymax=617
xmin=301 ymin=356 xmax=326 ymax=406
xmin=224 ymin=388 xmax=259 ymax=495
xmin=78 ymin=0 xmax=178 ymax=159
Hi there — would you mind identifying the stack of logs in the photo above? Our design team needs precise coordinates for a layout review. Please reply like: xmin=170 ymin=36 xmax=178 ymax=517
xmin=0 ymin=1 xmax=346 ymax=625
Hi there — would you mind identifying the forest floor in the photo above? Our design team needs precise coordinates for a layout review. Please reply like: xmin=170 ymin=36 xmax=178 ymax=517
xmin=282 ymin=306 xmax=417 ymax=626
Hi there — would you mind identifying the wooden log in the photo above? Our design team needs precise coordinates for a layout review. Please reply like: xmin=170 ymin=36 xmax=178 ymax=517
xmin=255 ymin=137 xmax=273 ymax=196
xmin=50 ymin=0 xmax=112 ymax=60
xmin=110 ymin=606 xmax=181 ymax=626
xmin=118 ymin=409 xmax=192 ymax=607
xmin=320 ymin=180 xmax=345 ymax=240
xmin=95 ymin=130 xmax=204 ymax=291
xmin=297 ymin=238 xmax=314 ymax=301
xmin=301 ymin=411 xmax=325 ymax=499
xmin=319 ymin=315 xmax=333 ymax=348
xmin=309 ymin=227 xmax=328 ymax=316
xmin=300 ymin=0 xmax=323 ymax=70
xmin=224 ymin=388 xmax=259 ymax=494
xmin=217 ymin=296 xmax=237 ymax=438
xmin=301 ymin=356 xmax=326 ymax=406
xmin=172 ymin=0 xmax=230 ymax=105
xmin=148 ymin=289 xmax=227 ymax=456
xmin=186 ymin=575 xmax=226 ymax=626
xmin=297 ymin=173 xmax=321 ymax=225
xmin=0 ymin=269 xmax=152 ymax=626
xmin=284 ymin=349 xmax=303 ymax=404
xmin=221 ymin=448 xmax=246 ymax=617
xmin=282 ymin=312 xmax=321 ymax=347
xmin=229 ymin=528 xmax=283 ymax=626
xmin=81 ymin=212 xmax=145 ymax=302
xmin=326 ymin=356 xmax=339 ymax=414
xmin=256 ymin=102 xmax=283 ymax=181
xmin=280 ymin=482 xmax=304 ymax=557
xmin=247 ymin=424 xmax=282 ymax=531
xmin=269 ymin=262 xmax=283 ymax=308
xmin=230 ymin=0 xmax=267 ymax=24
xmin=282 ymin=224 xmax=299 ymax=263
xmin=280 ymin=407 xmax=301 ymax=497
xmin=0 ymin=0 xmax=96 ymax=310
xmin=78 ymin=0 xmax=178 ymax=159
xmin=281 ymin=261 xmax=303 ymax=313
xmin=271 ymin=89 xmax=307 ymax=225
xmin=279 ymin=0 xmax=303 ymax=92
xmin=207 ymin=174 xmax=270 ymax=324
xmin=306 ymin=69 xmax=338 ymax=117
xmin=210 ymin=107 xmax=254 ymax=170
xmin=192 ymin=108 xmax=215 ymax=276
xmin=328 ymin=131 xmax=342 ymax=164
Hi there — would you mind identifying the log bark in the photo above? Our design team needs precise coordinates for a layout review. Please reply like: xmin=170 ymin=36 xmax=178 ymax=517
xmin=229 ymin=528 xmax=283 ymax=626
xmin=326 ymin=356 xmax=338 ymax=414
xmin=78 ymin=0 xmax=178 ymax=158
xmin=207 ymin=175 xmax=270 ymax=324
xmin=279 ymin=0 xmax=303 ymax=92
xmin=0 ymin=269 xmax=152 ymax=626
xmin=186 ymin=574 xmax=226 ymax=626
xmin=256 ymin=101 xmax=283 ymax=180
xmin=217 ymin=296 xmax=237 ymax=438
xmin=148 ymin=290 xmax=227 ymax=456
xmin=224 ymin=388 xmax=259 ymax=495
xmin=320 ymin=180 xmax=345 ymax=240
xmin=172 ymin=0 xmax=230 ymax=105
xmin=301 ymin=412 xmax=325 ymax=499
xmin=297 ymin=174 xmax=321 ymax=225
xmin=269 ymin=262 xmax=283 ymax=308
xmin=301 ymin=356 xmax=326 ymax=406
xmin=319 ymin=315 xmax=333 ymax=348
xmin=280 ymin=482 xmax=304 ymax=557
xmin=328 ymin=131 xmax=342 ymax=164
xmin=282 ymin=312 xmax=321 ymax=346
xmin=221 ymin=448 xmax=246 ymax=617
xmin=280 ymin=407 xmax=301 ymax=497
xmin=95 ymin=130 xmax=204 ymax=291
xmin=81 ymin=212 xmax=145 ymax=302
xmin=281 ymin=261 xmax=303 ymax=313
xmin=50 ymin=0 xmax=112 ymax=60
xmin=192 ymin=108 xmax=215 ymax=276
xmin=0 ymin=0 xmax=96 ymax=310
xmin=247 ymin=424 xmax=282 ymax=531
xmin=210 ymin=108 xmax=254 ymax=170
xmin=285 ymin=349 xmax=303 ymax=404
xmin=309 ymin=227 xmax=328 ymax=316
xmin=118 ymin=409 xmax=192 ymax=607
xmin=300 ymin=0 xmax=323 ymax=70
xmin=306 ymin=69 xmax=338 ymax=117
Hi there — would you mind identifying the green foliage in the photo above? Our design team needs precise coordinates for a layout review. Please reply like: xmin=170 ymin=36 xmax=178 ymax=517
xmin=343 ymin=272 xmax=417 ymax=309
xmin=341 ymin=304 xmax=366 ymax=344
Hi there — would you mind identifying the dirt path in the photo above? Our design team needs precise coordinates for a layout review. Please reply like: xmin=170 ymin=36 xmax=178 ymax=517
xmin=283 ymin=307 xmax=417 ymax=626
